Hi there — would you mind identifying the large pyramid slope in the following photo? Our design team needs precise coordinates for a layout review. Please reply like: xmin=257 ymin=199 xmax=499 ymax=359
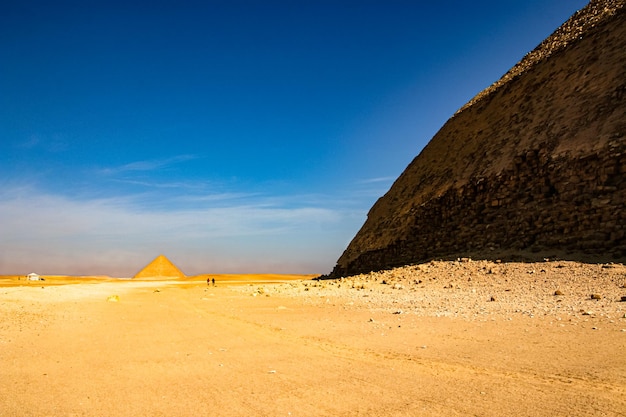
xmin=332 ymin=0 xmax=626 ymax=277
xmin=134 ymin=255 xmax=186 ymax=279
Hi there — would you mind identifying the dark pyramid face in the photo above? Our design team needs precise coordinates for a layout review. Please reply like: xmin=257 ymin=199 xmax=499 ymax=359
xmin=331 ymin=1 xmax=626 ymax=277
xmin=134 ymin=255 xmax=186 ymax=279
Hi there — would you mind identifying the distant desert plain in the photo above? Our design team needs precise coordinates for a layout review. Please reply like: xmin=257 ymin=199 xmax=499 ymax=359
xmin=1 ymin=260 xmax=625 ymax=416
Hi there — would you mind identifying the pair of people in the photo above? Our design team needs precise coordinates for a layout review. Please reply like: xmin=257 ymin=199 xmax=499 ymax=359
xmin=206 ymin=277 xmax=215 ymax=286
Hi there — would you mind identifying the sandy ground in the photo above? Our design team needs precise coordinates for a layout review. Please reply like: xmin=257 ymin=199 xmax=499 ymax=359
xmin=1 ymin=261 xmax=625 ymax=416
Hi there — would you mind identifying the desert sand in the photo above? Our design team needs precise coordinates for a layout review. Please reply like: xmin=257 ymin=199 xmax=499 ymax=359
xmin=1 ymin=261 xmax=625 ymax=416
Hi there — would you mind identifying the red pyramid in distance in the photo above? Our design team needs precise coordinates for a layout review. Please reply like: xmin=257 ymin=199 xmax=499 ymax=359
xmin=134 ymin=255 xmax=186 ymax=279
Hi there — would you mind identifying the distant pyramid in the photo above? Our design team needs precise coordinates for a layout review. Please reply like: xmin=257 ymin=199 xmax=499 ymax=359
xmin=134 ymin=255 xmax=186 ymax=279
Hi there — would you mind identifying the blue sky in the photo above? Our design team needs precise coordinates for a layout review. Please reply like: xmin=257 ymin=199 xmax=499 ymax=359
xmin=1 ymin=0 xmax=588 ymax=276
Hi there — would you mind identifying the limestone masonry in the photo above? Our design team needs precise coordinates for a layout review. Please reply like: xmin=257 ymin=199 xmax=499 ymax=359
xmin=330 ymin=0 xmax=626 ymax=277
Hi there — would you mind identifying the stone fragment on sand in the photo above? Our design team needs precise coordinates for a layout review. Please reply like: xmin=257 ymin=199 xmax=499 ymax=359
xmin=591 ymin=294 xmax=602 ymax=300
xmin=554 ymin=290 xmax=564 ymax=296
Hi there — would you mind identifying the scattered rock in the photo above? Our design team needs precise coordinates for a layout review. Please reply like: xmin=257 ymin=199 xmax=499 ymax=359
xmin=591 ymin=294 xmax=602 ymax=300
xmin=231 ymin=260 xmax=626 ymax=323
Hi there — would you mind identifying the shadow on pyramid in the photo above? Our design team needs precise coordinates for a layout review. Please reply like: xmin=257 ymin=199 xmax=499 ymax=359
xmin=134 ymin=255 xmax=186 ymax=279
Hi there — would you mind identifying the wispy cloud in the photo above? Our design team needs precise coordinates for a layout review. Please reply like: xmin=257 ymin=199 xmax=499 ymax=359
xmin=17 ymin=135 xmax=41 ymax=149
xmin=98 ymin=154 xmax=199 ymax=175
xmin=0 ymin=185 xmax=356 ymax=276
xmin=108 ymin=178 xmax=211 ymax=190
xmin=357 ymin=176 xmax=396 ymax=184
xmin=15 ymin=133 xmax=69 ymax=152
xmin=175 ymin=192 xmax=263 ymax=204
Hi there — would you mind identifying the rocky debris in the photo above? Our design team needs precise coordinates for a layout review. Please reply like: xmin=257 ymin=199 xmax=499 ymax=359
xmin=251 ymin=286 xmax=271 ymax=297
xmin=237 ymin=260 xmax=626 ymax=323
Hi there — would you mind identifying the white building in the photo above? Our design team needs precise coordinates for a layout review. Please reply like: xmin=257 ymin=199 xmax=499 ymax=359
xmin=26 ymin=273 xmax=41 ymax=281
